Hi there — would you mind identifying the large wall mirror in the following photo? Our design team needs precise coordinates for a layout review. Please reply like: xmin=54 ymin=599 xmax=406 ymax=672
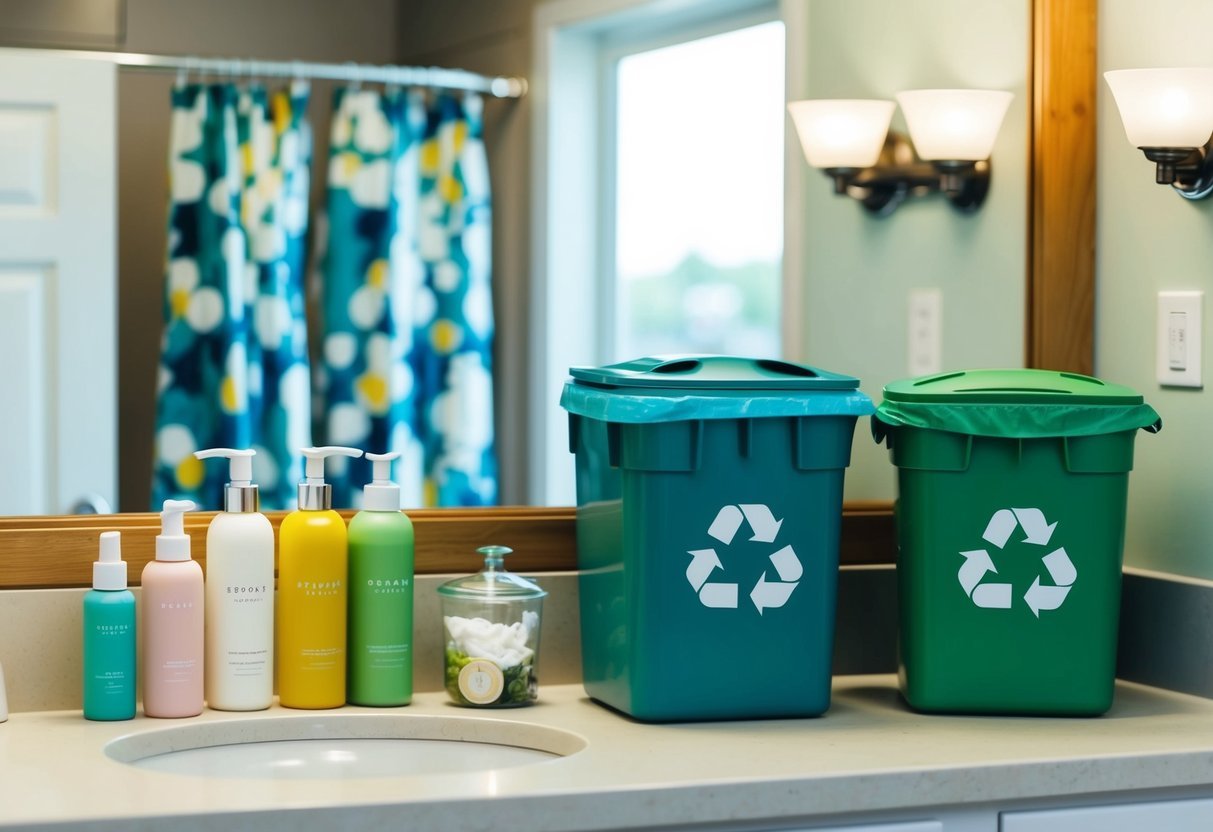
xmin=0 ymin=0 xmax=1093 ymax=581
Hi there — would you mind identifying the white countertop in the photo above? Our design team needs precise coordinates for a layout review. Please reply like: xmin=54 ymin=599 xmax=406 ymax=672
xmin=4 ymin=676 xmax=1213 ymax=831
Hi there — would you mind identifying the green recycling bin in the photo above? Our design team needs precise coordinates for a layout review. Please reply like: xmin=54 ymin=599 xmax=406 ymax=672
xmin=561 ymin=356 xmax=874 ymax=722
xmin=872 ymin=369 xmax=1161 ymax=716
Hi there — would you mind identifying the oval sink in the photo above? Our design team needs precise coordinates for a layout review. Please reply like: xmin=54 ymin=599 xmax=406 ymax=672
xmin=105 ymin=713 xmax=586 ymax=780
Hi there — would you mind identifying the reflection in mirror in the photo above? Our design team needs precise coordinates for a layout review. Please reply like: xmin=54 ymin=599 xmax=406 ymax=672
xmin=0 ymin=0 xmax=1093 ymax=519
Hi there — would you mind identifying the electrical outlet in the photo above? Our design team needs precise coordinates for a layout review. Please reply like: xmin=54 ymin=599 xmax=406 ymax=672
xmin=1157 ymin=291 xmax=1202 ymax=388
xmin=908 ymin=288 xmax=942 ymax=376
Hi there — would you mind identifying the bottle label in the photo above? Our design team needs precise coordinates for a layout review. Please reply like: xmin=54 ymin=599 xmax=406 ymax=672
xmin=225 ymin=584 xmax=269 ymax=604
xmin=94 ymin=623 xmax=131 ymax=635
xmin=365 ymin=577 xmax=411 ymax=594
xmin=226 ymin=648 xmax=268 ymax=677
xmin=296 ymin=580 xmax=342 ymax=597
xmin=459 ymin=660 xmax=505 ymax=705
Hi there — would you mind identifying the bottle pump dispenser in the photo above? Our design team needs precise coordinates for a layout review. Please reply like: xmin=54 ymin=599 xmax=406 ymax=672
xmin=82 ymin=531 xmax=137 ymax=721
xmin=278 ymin=446 xmax=363 ymax=709
xmin=155 ymin=499 xmax=195 ymax=561
xmin=142 ymin=499 xmax=204 ymax=718
xmin=298 ymin=445 xmax=363 ymax=509
xmin=195 ymin=447 xmax=258 ymax=512
xmin=348 ymin=451 xmax=415 ymax=706
xmin=193 ymin=448 xmax=275 ymax=711
xmin=362 ymin=452 xmax=402 ymax=510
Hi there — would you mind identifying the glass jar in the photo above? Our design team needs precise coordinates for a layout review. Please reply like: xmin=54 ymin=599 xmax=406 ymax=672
xmin=437 ymin=546 xmax=547 ymax=707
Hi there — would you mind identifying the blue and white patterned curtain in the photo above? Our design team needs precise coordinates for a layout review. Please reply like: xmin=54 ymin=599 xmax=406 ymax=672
xmin=152 ymin=81 xmax=313 ymax=510
xmin=320 ymin=88 xmax=496 ymax=508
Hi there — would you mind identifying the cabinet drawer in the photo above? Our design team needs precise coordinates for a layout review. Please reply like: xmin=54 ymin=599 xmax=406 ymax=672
xmin=1002 ymin=798 xmax=1213 ymax=831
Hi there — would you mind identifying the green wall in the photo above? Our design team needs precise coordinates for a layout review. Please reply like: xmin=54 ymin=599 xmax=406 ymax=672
xmin=1099 ymin=1 xmax=1213 ymax=579
xmin=796 ymin=0 xmax=1029 ymax=500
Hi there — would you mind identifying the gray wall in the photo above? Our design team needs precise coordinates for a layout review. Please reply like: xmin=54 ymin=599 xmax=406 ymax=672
xmin=798 ymin=0 xmax=1029 ymax=501
xmin=1099 ymin=0 xmax=1213 ymax=580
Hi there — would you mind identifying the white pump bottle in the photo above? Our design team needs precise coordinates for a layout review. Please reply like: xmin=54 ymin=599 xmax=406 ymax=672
xmin=194 ymin=448 xmax=275 ymax=711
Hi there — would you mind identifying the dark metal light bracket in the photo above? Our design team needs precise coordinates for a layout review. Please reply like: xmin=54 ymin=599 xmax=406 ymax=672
xmin=822 ymin=132 xmax=991 ymax=217
xmin=1140 ymin=139 xmax=1213 ymax=201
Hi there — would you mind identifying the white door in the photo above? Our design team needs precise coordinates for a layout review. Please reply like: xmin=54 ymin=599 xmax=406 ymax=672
xmin=0 ymin=49 xmax=115 ymax=515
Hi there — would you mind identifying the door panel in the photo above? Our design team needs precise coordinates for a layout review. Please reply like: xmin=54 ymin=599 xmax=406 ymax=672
xmin=0 ymin=49 xmax=115 ymax=514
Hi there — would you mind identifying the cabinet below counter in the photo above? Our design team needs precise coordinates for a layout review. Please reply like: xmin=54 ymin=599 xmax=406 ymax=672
xmin=3 ymin=675 xmax=1213 ymax=831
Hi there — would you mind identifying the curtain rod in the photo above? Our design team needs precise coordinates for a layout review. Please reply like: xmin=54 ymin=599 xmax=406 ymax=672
xmin=34 ymin=48 xmax=528 ymax=98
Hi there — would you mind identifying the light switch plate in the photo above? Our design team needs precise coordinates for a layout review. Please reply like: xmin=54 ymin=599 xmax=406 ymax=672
xmin=1157 ymin=291 xmax=1202 ymax=388
xmin=908 ymin=288 xmax=942 ymax=377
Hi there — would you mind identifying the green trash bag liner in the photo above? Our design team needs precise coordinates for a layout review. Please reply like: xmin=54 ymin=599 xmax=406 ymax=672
xmin=561 ymin=382 xmax=875 ymax=424
xmin=872 ymin=400 xmax=1162 ymax=443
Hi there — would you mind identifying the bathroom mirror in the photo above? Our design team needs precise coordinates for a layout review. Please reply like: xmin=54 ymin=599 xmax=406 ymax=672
xmin=0 ymin=0 xmax=1092 ymax=528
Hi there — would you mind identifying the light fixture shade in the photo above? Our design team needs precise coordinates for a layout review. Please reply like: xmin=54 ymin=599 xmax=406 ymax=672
xmin=1104 ymin=68 xmax=1213 ymax=148
xmin=895 ymin=89 xmax=1013 ymax=161
xmin=787 ymin=99 xmax=895 ymax=168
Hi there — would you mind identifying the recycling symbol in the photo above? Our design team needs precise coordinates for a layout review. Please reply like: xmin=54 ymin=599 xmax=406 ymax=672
xmin=958 ymin=508 xmax=1077 ymax=618
xmin=686 ymin=504 xmax=802 ymax=614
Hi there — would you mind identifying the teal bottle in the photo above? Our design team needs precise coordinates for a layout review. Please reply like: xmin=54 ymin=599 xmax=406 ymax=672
xmin=82 ymin=532 xmax=136 ymax=721
xmin=348 ymin=452 xmax=415 ymax=706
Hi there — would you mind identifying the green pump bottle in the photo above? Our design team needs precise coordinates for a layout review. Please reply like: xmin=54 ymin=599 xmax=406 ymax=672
xmin=347 ymin=451 xmax=415 ymax=706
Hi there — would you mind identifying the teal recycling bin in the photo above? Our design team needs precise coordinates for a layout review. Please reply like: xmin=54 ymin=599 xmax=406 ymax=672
xmin=873 ymin=369 xmax=1161 ymax=715
xmin=561 ymin=356 xmax=874 ymax=722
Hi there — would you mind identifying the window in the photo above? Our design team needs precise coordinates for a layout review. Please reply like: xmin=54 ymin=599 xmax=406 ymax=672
xmin=533 ymin=0 xmax=801 ymax=505
xmin=610 ymin=21 xmax=785 ymax=360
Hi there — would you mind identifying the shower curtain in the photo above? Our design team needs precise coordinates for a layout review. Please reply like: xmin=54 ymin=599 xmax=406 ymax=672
xmin=152 ymin=81 xmax=313 ymax=510
xmin=321 ymin=88 xmax=496 ymax=508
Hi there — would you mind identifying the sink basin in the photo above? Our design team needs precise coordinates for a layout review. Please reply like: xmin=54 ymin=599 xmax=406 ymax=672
xmin=105 ymin=713 xmax=587 ymax=779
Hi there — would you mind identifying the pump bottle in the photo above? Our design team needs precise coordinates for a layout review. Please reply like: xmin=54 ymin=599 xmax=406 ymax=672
xmin=348 ymin=451 xmax=415 ymax=706
xmin=142 ymin=499 xmax=204 ymax=718
xmin=82 ymin=531 xmax=136 ymax=721
xmin=277 ymin=446 xmax=362 ymax=709
xmin=194 ymin=448 xmax=274 ymax=711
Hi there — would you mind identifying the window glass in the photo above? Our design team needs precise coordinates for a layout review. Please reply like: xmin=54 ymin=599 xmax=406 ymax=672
xmin=614 ymin=20 xmax=785 ymax=360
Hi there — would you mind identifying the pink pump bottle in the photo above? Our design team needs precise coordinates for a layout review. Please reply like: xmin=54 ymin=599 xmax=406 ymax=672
xmin=141 ymin=499 xmax=204 ymax=718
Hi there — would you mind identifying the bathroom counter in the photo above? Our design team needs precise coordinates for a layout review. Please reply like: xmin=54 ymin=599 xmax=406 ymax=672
xmin=4 ymin=676 xmax=1213 ymax=830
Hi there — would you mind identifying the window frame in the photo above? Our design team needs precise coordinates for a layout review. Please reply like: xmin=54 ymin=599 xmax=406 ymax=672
xmin=531 ymin=0 xmax=807 ymax=505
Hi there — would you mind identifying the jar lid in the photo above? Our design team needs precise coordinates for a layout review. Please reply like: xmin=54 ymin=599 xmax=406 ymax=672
xmin=437 ymin=546 xmax=548 ymax=600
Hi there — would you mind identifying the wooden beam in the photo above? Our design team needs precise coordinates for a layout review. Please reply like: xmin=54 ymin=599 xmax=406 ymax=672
xmin=1027 ymin=0 xmax=1097 ymax=373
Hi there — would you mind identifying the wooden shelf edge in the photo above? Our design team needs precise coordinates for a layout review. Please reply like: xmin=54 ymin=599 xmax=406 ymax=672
xmin=0 ymin=503 xmax=896 ymax=589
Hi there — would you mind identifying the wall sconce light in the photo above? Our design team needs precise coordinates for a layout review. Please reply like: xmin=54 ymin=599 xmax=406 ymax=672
xmin=788 ymin=89 xmax=1013 ymax=216
xmin=1105 ymin=68 xmax=1213 ymax=200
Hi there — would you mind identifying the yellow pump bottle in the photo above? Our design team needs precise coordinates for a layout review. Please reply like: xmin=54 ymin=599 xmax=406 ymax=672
xmin=277 ymin=446 xmax=363 ymax=709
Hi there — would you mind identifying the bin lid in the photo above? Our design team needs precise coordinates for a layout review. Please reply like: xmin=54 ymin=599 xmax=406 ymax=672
xmin=561 ymin=355 xmax=875 ymax=424
xmin=569 ymin=355 xmax=860 ymax=390
xmin=882 ymin=369 xmax=1144 ymax=404
xmin=874 ymin=369 xmax=1161 ymax=440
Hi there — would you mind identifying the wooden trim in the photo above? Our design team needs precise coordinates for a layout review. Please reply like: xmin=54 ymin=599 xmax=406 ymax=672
xmin=0 ymin=503 xmax=897 ymax=589
xmin=1027 ymin=0 xmax=1096 ymax=374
